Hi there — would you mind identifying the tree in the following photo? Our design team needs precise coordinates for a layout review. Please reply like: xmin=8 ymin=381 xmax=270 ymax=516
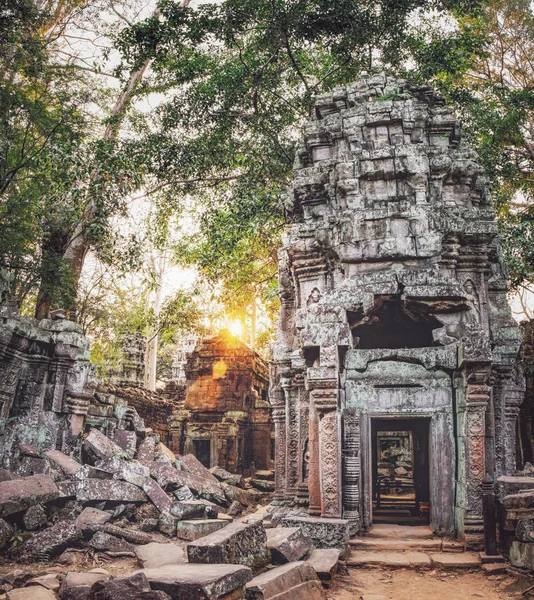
xmin=114 ymin=0 xmax=484 ymax=330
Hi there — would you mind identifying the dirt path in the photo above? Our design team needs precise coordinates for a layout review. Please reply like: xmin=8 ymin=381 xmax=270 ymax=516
xmin=328 ymin=567 xmax=533 ymax=600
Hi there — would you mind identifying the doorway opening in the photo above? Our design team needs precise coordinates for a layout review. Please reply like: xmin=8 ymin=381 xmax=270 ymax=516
xmin=193 ymin=439 xmax=211 ymax=468
xmin=371 ymin=417 xmax=431 ymax=526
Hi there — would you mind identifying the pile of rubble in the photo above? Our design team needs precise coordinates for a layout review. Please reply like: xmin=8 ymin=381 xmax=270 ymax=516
xmin=0 ymin=424 xmax=342 ymax=599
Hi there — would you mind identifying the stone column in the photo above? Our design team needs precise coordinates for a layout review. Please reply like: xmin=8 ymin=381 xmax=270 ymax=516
xmin=270 ymin=384 xmax=287 ymax=504
xmin=313 ymin=387 xmax=342 ymax=518
xmin=343 ymin=408 xmax=361 ymax=534
xmin=463 ymin=370 xmax=490 ymax=545
xmin=296 ymin=388 xmax=310 ymax=504
xmin=308 ymin=400 xmax=321 ymax=515
xmin=281 ymin=377 xmax=300 ymax=502
xmin=504 ymin=387 xmax=524 ymax=475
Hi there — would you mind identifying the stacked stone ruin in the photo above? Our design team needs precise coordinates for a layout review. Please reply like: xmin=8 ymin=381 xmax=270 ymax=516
xmin=270 ymin=73 xmax=524 ymax=546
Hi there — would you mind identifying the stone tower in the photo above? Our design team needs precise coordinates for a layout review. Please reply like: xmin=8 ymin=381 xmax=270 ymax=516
xmin=270 ymin=73 xmax=524 ymax=544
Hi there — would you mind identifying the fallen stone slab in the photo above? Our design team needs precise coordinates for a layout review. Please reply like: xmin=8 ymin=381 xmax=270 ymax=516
xmin=245 ymin=561 xmax=326 ymax=600
xmin=135 ymin=542 xmax=188 ymax=568
xmin=158 ymin=512 xmax=179 ymax=536
xmin=155 ymin=443 xmax=176 ymax=464
xmin=136 ymin=563 xmax=253 ymax=600
xmin=254 ymin=470 xmax=274 ymax=480
xmin=137 ymin=435 xmax=157 ymax=463
xmin=44 ymin=450 xmax=82 ymax=477
xmin=18 ymin=457 xmax=49 ymax=477
xmin=170 ymin=500 xmax=217 ymax=520
xmin=266 ymin=527 xmax=312 ymax=564
xmin=95 ymin=457 xmax=150 ymax=488
xmin=76 ymin=478 xmax=147 ymax=503
xmin=112 ymin=430 xmax=138 ymax=455
xmin=83 ymin=428 xmax=126 ymax=462
xmin=89 ymin=531 xmax=135 ymax=553
xmin=7 ymin=588 xmax=58 ymax=600
xmin=18 ymin=521 xmax=83 ymax=559
xmin=151 ymin=463 xmax=227 ymax=506
xmin=250 ymin=479 xmax=275 ymax=492
xmin=222 ymin=483 xmax=254 ymax=507
xmin=75 ymin=507 xmax=111 ymax=531
xmin=26 ymin=573 xmax=61 ymax=591
xmin=306 ymin=548 xmax=340 ymax=581
xmin=57 ymin=480 xmax=77 ymax=498
xmin=59 ymin=571 xmax=111 ymax=600
xmin=180 ymin=454 xmax=219 ymax=483
xmin=177 ymin=519 xmax=228 ymax=541
xmin=0 ymin=474 xmax=59 ymax=517
xmin=430 ymin=552 xmax=481 ymax=568
xmin=90 ymin=572 xmax=171 ymax=600
xmin=143 ymin=479 xmax=173 ymax=513
xmin=482 ymin=563 xmax=507 ymax=575
xmin=20 ymin=444 xmax=41 ymax=458
xmin=187 ymin=519 xmax=270 ymax=570
xmin=210 ymin=466 xmax=245 ymax=489
xmin=281 ymin=516 xmax=350 ymax=558
xmin=86 ymin=523 xmax=157 ymax=545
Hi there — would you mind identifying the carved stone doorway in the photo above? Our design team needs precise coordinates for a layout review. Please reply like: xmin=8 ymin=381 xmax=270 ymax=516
xmin=371 ymin=418 xmax=431 ymax=526
xmin=193 ymin=439 xmax=211 ymax=468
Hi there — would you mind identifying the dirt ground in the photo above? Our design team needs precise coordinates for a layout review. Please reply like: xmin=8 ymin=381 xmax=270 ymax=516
xmin=328 ymin=567 xmax=534 ymax=600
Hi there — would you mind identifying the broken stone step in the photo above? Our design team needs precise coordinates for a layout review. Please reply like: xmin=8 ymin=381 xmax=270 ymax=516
xmin=135 ymin=542 xmax=188 ymax=568
xmin=7 ymin=588 xmax=58 ymax=600
xmin=349 ymin=537 xmax=442 ymax=551
xmin=429 ymin=552 xmax=482 ymax=568
xmin=347 ymin=551 xmax=432 ymax=568
xmin=482 ymin=563 xmax=508 ymax=575
xmin=245 ymin=561 xmax=326 ymax=600
xmin=306 ymin=548 xmax=340 ymax=581
xmin=364 ymin=524 xmax=435 ymax=539
xmin=187 ymin=519 xmax=270 ymax=570
xmin=479 ymin=552 xmax=506 ymax=564
xmin=135 ymin=563 xmax=253 ymax=600
xmin=266 ymin=527 xmax=312 ymax=564
xmin=43 ymin=449 xmax=82 ymax=477
xmin=59 ymin=570 xmax=111 ymax=598
xmin=177 ymin=519 xmax=228 ymax=541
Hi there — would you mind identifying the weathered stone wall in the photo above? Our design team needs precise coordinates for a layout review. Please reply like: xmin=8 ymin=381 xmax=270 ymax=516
xmin=271 ymin=73 xmax=524 ymax=545
xmin=520 ymin=320 xmax=534 ymax=465
xmin=171 ymin=331 xmax=273 ymax=473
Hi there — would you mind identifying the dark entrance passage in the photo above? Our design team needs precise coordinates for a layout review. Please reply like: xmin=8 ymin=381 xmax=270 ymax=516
xmin=193 ymin=439 xmax=211 ymax=468
xmin=371 ymin=417 xmax=431 ymax=526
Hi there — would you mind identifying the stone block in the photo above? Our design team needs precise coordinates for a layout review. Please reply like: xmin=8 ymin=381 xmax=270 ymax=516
xmin=43 ymin=449 xmax=82 ymax=477
xmin=187 ymin=519 xmax=270 ymax=570
xmin=23 ymin=504 xmax=48 ymax=530
xmin=18 ymin=457 xmax=49 ymax=476
xmin=83 ymin=428 xmax=126 ymax=462
xmin=245 ymin=562 xmax=326 ymax=600
xmin=95 ymin=457 xmax=150 ymax=487
xmin=158 ymin=512 xmax=179 ymax=536
xmin=18 ymin=521 xmax=83 ymax=558
xmin=281 ymin=516 xmax=350 ymax=558
xmin=75 ymin=507 xmax=112 ymax=531
xmin=74 ymin=465 xmax=113 ymax=481
xmin=0 ymin=474 xmax=59 ymax=517
xmin=170 ymin=500 xmax=216 ymax=520
xmin=181 ymin=454 xmax=219 ymax=483
xmin=250 ymin=479 xmax=275 ymax=492
xmin=136 ymin=564 xmax=253 ymax=600
xmin=90 ymin=572 xmax=171 ymax=600
xmin=20 ymin=444 xmax=41 ymax=457
xmin=89 ymin=531 xmax=135 ymax=553
xmin=76 ymin=478 xmax=147 ymax=503
xmin=137 ymin=435 xmax=157 ymax=463
xmin=177 ymin=519 xmax=228 ymax=541
xmin=143 ymin=479 xmax=173 ymax=513
xmin=151 ymin=463 xmax=226 ymax=505
xmin=266 ymin=527 xmax=312 ymax=564
xmin=59 ymin=571 xmax=111 ymax=600
xmin=504 ymin=491 xmax=534 ymax=510
xmin=26 ymin=573 xmax=61 ymax=591
xmin=210 ymin=466 xmax=245 ymax=488
xmin=306 ymin=549 xmax=340 ymax=581
xmin=57 ymin=480 xmax=78 ymax=498
xmin=7 ymin=588 xmax=58 ymax=600
xmin=135 ymin=542 xmax=188 ymax=568
xmin=112 ymin=430 xmax=138 ymax=455
xmin=155 ymin=443 xmax=176 ymax=463
xmin=510 ymin=540 xmax=534 ymax=570
xmin=517 ymin=516 xmax=534 ymax=542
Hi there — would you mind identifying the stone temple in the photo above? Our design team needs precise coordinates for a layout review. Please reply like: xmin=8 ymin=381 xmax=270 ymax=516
xmin=270 ymin=74 xmax=524 ymax=545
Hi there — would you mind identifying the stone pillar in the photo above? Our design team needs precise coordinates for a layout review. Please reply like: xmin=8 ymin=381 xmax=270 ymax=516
xmin=312 ymin=387 xmax=342 ymax=518
xmin=463 ymin=368 xmax=490 ymax=545
xmin=296 ymin=388 xmax=310 ymax=504
xmin=308 ymin=400 xmax=321 ymax=515
xmin=504 ymin=387 xmax=524 ymax=475
xmin=270 ymin=385 xmax=286 ymax=504
xmin=343 ymin=408 xmax=361 ymax=534
xmin=281 ymin=377 xmax=300 ymax=502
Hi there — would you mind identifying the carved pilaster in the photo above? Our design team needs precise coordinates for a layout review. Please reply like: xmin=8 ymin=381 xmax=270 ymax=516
xmin=270 ymin=382 xmax=287 ymax=504
xmin=308 ymin=400 xmax=321 ymax=515
xmin=504 ymin=387 xmax=524 ymax=475
xmin=281 ymin=377 xmax=301 ymax=501
xmin=343 ymin=409 xmax=361 ymax=534
xmin=312 ymin=387 xmax=342 ymax=518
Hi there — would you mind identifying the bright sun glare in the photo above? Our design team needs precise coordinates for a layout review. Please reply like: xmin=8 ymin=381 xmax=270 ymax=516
xmin=229 ymin=319 xmax=244 ymax=338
